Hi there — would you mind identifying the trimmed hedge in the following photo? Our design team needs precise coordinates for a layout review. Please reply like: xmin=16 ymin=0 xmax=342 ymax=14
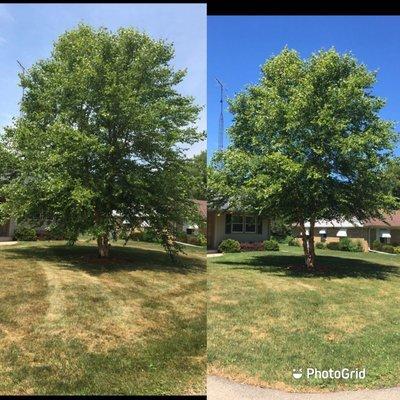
xmin=263 ymin=239 xmax=279 ymax=251
xmin=382 ymin=244 xmax=394 ymax=254
xmin=240 ymin=242 xmax=264 ymax=251
xmin=315 ymin=242 xmax=327 ymax=249
xmin=13 ymin=225 xmax=37 ymax=241
xmin=326 ymin=242 xmax=339 ymax=251
xmin=218 ymin=239 xmax=241 ymax=253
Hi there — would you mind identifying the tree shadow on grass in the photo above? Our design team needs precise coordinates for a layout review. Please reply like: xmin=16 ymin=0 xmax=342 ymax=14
xmin=1 ymin=242 xmax=205 ymax=276
xmin=213 ymin=253 xmax=400 ymax=280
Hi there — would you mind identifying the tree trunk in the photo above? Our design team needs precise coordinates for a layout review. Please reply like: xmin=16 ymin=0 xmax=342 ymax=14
xmin=97 ymin=234 xmax=110 ymax=258
xmin=299 ymin=220 xmax=316 ymax=269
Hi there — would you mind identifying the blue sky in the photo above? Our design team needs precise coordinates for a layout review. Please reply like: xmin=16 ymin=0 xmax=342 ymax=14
xmin=0 ymin=3 xmax=206 ymax=156
xmin=208 ymin=16 xmax=400 ymax=160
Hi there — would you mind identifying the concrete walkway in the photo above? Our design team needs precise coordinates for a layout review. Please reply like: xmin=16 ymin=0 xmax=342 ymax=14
xmin=0 ymin=241 xmax=17 ymax=246
xmin=207 ymin=253 xmax=224 ymax=258
xmin=207 ymin=375 xmax=400 ymax=400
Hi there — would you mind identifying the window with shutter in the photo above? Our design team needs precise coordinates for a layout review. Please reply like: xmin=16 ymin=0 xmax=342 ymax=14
xmin=257 ymin=218 xmax=262 ymax=234
xmin=225 ymin=214 xmax=231 ymax=234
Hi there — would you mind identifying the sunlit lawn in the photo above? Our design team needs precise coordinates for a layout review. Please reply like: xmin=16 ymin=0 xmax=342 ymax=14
xmin=0 ymin=239 xmax=206 ymax=395
xmin=208 ymin=244 xmax=400 ymax=392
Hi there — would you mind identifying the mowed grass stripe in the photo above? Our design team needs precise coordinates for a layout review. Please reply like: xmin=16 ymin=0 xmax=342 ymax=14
xmin=0 ymin=240 xmax=206 ymax=395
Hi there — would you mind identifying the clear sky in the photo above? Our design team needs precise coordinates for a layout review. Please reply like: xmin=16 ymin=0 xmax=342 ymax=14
xmin=208 ymin=16 xmax=400 ymax=160
xmin=0 ymin=3 xmax=206 ymax=156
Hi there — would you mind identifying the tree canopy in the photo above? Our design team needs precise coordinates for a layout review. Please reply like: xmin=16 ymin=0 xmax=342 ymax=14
xmin=209 ymin=48 xmax=399 ymax=268
xmin=186 ymin=150 xmax=207 ymax=200
xmin=0 ymin=24 xmax=204 ymax=257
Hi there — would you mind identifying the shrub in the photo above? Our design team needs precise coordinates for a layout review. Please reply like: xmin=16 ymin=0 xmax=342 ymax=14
xmin=394 ymin=246 xmax=400 ymax=255
xmin=338 ymin=237 xmax=352 ymax=251
xmin=218 ymin=239 xmax=241 ymax=253
xmin=315 ymin=242 xmax=326 ymax=249
xmin=352 ymin=240 xmax=364 ymax=252
xmin=382 ymin=244 xmax=394 ymax=254
xmin=264 ymin=239 xmax=279 ymax=251
xmin=240 ymin=241 xmax=264 ymax=251
xmin=372 ymin=240 xmax=382 ymax=251
xmin=326 ymin=242 xmax=339 ymax=250
xmin=197 ymin=233 xmax=207 ymax=246
xmin=13 ymin=225 xmax=37 ymax=241
xmin=287 ymin=236 xmax=300 ymax=246
xmin=337 ymin=237 xmax=363 ymax=252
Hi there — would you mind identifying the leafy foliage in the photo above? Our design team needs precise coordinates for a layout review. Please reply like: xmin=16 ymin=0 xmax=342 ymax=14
xmin=263 ymin=239 xmax=280 ymax=251
xmin=13 ymin=224 xmax=37 ymax=241
xmin=338 ymin=237 xmax=363 ymax=252
xmin=186 ymin=151 xmax=207 ymax=200
xmin=0 ymin=24 xmax=203 ymax=257
xmin=287 ymin=236 xmax=301 ymax=246
xmin=326 ymin=242 xmax=340 ymax=251
xmin=218 ymin=239 xmax=241 ymax=253
xmin=382 ymin=244 xmax=394 ymax=254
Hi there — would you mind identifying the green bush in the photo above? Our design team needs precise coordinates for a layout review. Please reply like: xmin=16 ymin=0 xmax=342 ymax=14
xmin=197 ymin=233 xmax=207 ymax=246
xmin=382 ymin=244 xmax=394 ymax=254
xmin=338 ymin=237 xmax=352 ymax=251
xmin=218 ymin=239 xmax=241 ymax=253
xmin=13 ymin=225 xmax=37 ymax=241
xmin=287 ymin=236 xmax=300 ymax=246
xmin=326 ymin=242 xmax=339 ymax=250
xmin=372 ymin=240 xmax=382 ymax=251
xmin=337 ymin=237 xmax=363 ymax=252
xmin=394 ymin=246 xmax=400 ymax=255
xmin=264 ymin=239 xmax=279 ymax=251
xmin=315 ymin=241 xmax=327 ymax=249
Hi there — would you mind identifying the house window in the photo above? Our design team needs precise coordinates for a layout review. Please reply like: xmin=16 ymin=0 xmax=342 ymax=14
xmin=225 ymin=214 xmax=262 ymax=234
xmin=319 ymin=229 xmax=327 ymax=242
xmin=245 ymin=216 xmax=256 ymax=232
xmin=186 ymin=228 xmax=194 ymax=235
xmin=232 ymin=215 xmax=244 ymax=232
xmin=379 ymin=229 xmax=391 ymax=244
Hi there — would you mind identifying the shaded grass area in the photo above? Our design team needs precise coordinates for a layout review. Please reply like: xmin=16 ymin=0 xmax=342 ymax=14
xmin=208 ymin=245 xmax=400 ymax=392
xmin=0 ymin=240 xmax=206 ymax=395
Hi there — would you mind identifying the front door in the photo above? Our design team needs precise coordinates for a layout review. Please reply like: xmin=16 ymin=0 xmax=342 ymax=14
xmin=207 ymin=211 xmax=215 ymax=249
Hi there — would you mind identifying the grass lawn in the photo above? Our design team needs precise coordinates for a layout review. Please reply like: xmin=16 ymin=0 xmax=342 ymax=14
xmin=208 ymin=244 xmax=400 ymax=392
xmin=0 ymin=239 xmax=206 ymax=395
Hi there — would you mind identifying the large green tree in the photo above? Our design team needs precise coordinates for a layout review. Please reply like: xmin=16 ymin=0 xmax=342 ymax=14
xmin=187 ymin=150 xmax=207 ymax=200
xmin=209 ymin=48 xmax=398 ymax=269
xmin=0 ymin=24 xmax=203 ymax=257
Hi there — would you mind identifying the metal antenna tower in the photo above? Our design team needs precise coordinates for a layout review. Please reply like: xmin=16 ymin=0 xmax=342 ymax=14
xmin=216 ymin=78 xmax=225 ymax=150
xmin=17 ymin=60 xmax=26 ymax=114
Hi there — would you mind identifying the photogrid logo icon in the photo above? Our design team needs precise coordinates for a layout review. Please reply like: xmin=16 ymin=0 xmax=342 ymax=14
xmin=292 ymin=369 xmax=303 ymax=379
